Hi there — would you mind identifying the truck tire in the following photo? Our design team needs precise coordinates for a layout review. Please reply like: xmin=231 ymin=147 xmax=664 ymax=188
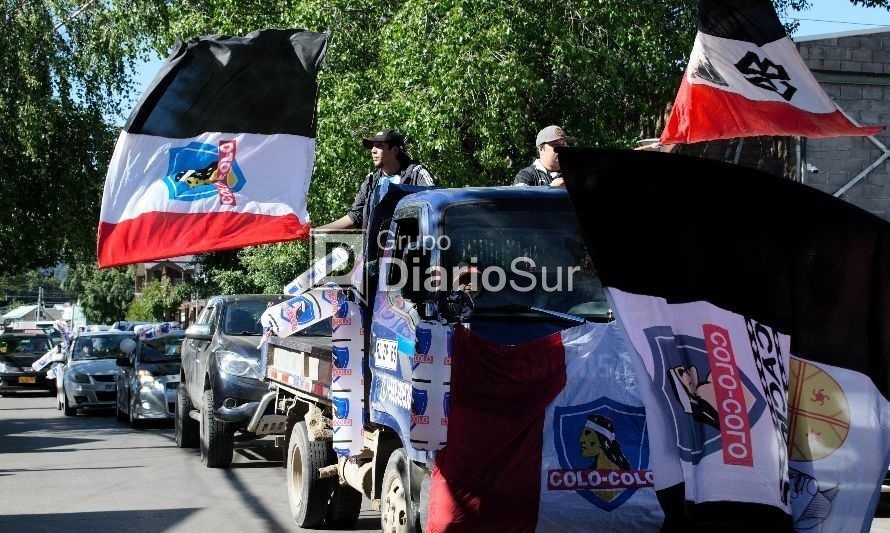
xmin=200 ymin=388 xmax=233 ymax=468
xmin=287 ymin=421 xmax=331 ymax=528
xmin=325 ymin=480 xmax=363 ymax=529
xmin=381 ymin=448 xmax=421 ymax=533
xmin=62 ymin=389 xmax=76 ymax=417
xmin=175 ymin=384 xmax=198 ymax=448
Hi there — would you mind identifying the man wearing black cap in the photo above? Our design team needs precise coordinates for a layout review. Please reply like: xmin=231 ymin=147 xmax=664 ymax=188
xmin=513 ymin=125 xmax=575 ymax=187
xmin=321 ymin=129 xmax=434 ymax=230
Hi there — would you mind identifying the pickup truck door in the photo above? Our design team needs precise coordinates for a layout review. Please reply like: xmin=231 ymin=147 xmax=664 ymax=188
xmin=186 ymin=301 xmax=217 ymax=407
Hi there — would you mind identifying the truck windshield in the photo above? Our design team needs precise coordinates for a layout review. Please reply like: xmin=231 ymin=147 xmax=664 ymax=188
xmin=441 ymin=198 xmax=609 ymax=320
xmin=0 ymin=335 xmax=51 ymax=355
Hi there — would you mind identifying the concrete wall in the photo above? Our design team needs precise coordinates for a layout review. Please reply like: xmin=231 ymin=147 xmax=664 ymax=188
xmin=796 ymin=29 xmax=890 ymax=221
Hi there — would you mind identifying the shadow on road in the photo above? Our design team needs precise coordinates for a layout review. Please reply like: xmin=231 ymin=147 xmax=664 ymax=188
xmin=0 ymin=508 xmax=201 ymax=532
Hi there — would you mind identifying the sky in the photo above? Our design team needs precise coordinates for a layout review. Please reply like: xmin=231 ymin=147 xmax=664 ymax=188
xmin=122 ymin=2 xmax=890 ymax=121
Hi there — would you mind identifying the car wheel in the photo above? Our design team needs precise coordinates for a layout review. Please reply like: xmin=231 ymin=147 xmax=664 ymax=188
xmin=199 ymin=388 xmax=233 ymax=468
xmin=380 ymin=449 xmax=420 ymax=533
xmin=286 ymin=421 xmax=331 ymax=528
xmin=62 ymin=389 xmax=76 ymax=417
xmin=175 ymin=384 xmax=198 ymax=448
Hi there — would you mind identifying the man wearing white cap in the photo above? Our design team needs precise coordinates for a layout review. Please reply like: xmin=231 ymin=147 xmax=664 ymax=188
xmin=513 ymin=125 xmax=575 ymax=187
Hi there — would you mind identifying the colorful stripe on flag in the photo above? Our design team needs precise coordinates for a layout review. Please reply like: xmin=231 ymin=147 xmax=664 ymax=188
xmin=97 ymin=29 xmax=328 ymax=267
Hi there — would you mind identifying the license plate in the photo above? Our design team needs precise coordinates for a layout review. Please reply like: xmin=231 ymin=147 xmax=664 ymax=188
xmin=18 ymin=376 xmax=36 ymax=384
xmin=104 ymin=384 xmax=115 ymax=391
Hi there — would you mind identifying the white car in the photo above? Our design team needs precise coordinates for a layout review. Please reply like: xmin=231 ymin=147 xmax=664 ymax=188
xmin=57 ymin=331 xmax=136 ymax=416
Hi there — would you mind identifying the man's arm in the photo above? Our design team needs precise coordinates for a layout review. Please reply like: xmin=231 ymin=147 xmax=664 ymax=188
xmin=513 ymin=166 xmax=536 ymax=186
xmin=318 ymin=215 xmax=355 ymax=230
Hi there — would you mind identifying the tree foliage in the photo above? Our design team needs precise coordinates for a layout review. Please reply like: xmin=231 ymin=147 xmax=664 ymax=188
xmin=3 ymin=0 xmax=887 ymax=290
xmin=65 ymin=262 xmax=134 ymax=323
xmin=126 ymin=279 xmax=189 ymax=321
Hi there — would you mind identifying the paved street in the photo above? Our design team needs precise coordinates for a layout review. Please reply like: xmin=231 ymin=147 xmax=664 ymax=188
xmin=0 ymin=393 xmax=380 ymax=532
xmin=1 ymin=392 xmax=889 ymax=532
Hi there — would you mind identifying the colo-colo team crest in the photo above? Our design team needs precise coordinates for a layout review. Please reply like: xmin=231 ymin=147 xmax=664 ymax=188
xmin=550 ymin=397 xmax=653 ymax=511
xmin=162 ymin=141 xmax=246 ymax=205
xmin=644 ymin=325 xmax=767 ymax=465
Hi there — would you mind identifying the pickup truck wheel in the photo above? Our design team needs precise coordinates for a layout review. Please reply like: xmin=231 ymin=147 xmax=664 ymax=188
xmin=62 ymin=389 xmax=76 ymax=417
xmin=200 ymin=389 xmax=234 ymax=468
xmin=381 ymin=448 xmax=420 ymax=533
xmin=175 ymin=384 xmax=198 ymax=448
xmin=325 ymin=481 xmax=363 ymax=529
xmin=287 ymin=421 xmax=331 ymax=528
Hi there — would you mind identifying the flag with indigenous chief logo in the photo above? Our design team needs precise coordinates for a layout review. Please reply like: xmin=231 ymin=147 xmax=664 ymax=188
xmin=97 ymin=29 xmax=328 ymax=267
xmin=427 ymin=322 xmax=663 ymax=532
xmin=660 ymin=0 xmax=883 ymax=144
xmin=561 ymin=148 xmax=890 ymax=531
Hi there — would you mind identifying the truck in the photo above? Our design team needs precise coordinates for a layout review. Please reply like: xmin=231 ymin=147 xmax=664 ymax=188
xmin=259 ymin=182 xmax=611 ymax=531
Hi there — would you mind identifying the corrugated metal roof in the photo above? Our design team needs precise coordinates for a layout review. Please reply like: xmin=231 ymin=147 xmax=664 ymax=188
xmin=1 ymin=305 xmax=39 ymax=320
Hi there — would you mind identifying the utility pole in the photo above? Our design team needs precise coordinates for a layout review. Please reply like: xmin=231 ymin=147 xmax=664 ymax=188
xmin=37 ymin=286 xmax=43 ymax=320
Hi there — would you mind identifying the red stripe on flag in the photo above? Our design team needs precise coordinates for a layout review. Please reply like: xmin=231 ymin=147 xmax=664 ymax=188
xmin=660 ymin=77 xmax=884 ymax=144
xmin=97 ymin=211 xmax=308 ymax=267
xmin=428 ymin=326 xmax=567 ymax=532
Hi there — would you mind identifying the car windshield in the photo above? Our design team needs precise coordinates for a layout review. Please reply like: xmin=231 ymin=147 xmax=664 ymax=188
xmin=223 ymin=299 xmax=282 ymax=336
xmin=440 ymin=198 xmax=609 ymax=320
xmin=139 ymin=336 xmax=183 ymax=364
xmin=71 ymin=335 xmax=132 ymax=361
xmin=0 ymin=335 xmax=51 ymax=355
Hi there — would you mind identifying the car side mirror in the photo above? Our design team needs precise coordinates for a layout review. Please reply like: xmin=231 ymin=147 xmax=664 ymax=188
xmin=116 ymin=355 xmax=131 ymax=367
xmin=185 ymin=324 xmax=212 ymax=341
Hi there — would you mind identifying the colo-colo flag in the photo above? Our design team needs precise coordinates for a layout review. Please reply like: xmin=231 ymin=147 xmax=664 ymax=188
xmin=98 ymin=29 xmax=328 ymax=267
xmin=562 ymin=149 xmax=890 ymax=531
xmin=660 ymin=0 xmax=883 ymax=144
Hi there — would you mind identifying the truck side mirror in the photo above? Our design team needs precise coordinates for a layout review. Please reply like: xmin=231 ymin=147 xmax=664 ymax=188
xmin=185 ymin=324 xmax=212 ymax=341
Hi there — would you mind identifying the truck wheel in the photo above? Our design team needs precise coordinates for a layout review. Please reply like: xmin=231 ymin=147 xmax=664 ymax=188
xmin=200 ymin=389 xmax=233 ymax=468
xmin=62 ymin=389 xmax=76 ymax=417
xmin=175 ymin=384 xmax=199 ymax=448
xmin=381 ymin=448 xmax=420 ymax=533
xmin=287 ymin=421 xmax=331 ymax=528
xmin=325 ymin=481 xmax=363 ymax=529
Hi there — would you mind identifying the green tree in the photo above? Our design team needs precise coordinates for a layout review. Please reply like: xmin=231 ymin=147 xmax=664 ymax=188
xmin=65 ymin=262 xmax=134 ymax=323
xmin=126 ymin=279 xmax=189 ymax=321
xmin=0 ymin=0 xmax=154 ymax=274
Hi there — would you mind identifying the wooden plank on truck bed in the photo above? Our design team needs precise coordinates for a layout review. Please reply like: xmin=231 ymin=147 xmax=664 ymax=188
xmin=264 ymin=335 xmax=333 ymax=402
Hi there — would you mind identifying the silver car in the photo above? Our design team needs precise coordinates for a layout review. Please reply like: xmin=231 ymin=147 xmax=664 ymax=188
xmin=115 ymin=330 xmax=184 ymax=427
xmin=59 ymin=331 xmax=135 ymax=416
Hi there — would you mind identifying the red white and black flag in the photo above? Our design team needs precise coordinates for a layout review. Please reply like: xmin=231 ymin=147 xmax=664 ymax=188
xmin=562 ymin=148 xmax=890 ymax=531
xmin=660 ymin=0 xmax=884 ymax=144
xmin=98 ymin=29 xmax=328 ymax=267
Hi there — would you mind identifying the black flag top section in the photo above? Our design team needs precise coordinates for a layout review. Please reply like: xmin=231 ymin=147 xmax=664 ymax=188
xmin=560 ymin=148 xmax=890 ymax=397
xmin=697 ymin=0 xmax=786 ymax=47
xmin=125 ymin=29 xmax=329 ymax=139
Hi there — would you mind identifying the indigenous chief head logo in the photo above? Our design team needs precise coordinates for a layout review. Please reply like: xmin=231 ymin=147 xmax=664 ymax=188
xmin=788 ymin=467 xmax=838 ymax=532
xmin=644 ymin=326 xmax=766 ymax=465
xmin=550 ymin=397 xmax=653 ymax=511
xmin=788 ymin=357 xmax=850 ymax=462
xmin=162 ymin=141 xmax=246 ymax=202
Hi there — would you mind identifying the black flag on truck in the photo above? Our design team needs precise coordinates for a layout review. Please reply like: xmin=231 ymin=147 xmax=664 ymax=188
xmin=561 ymin=148 xmax=890 ymax=531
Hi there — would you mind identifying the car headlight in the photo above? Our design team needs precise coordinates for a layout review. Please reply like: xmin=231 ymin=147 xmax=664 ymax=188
xmin=70 ymin=371 xmax=91 ymax=384
xmin=0 ymin=362 xmax=12 ymax=373
xmin=137 ymin=369 xmax=155 ymax=385
xmin=216 ymin=351 xmax=261 ymax=380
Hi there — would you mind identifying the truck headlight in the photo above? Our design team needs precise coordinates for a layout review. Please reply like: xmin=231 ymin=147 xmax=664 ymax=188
xmin=0 ymin=362 xmax=12 ymax=373
xmin=217 ymin=351 xmax=261 ymax=380
xmin=70 ymin=371 xmax=91 ymax=384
